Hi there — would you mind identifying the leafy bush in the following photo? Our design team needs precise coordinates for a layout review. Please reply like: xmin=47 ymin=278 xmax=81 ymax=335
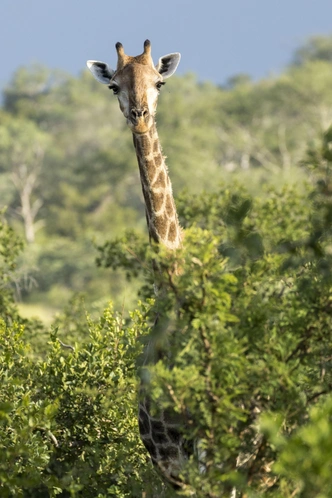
xmin=97 ymin=135 xmax=332 ymax=495
xmin=0 ymin=223 xmax=161 ymax=496
xmin=0 ymin=303 xmax=165 ymax=497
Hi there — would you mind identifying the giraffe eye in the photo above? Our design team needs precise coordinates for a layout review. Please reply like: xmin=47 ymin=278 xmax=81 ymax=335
xmin=109 ymin=84 xmax=119 ymax=95
xmin=156 ymin=81 xmax=165 ymax=91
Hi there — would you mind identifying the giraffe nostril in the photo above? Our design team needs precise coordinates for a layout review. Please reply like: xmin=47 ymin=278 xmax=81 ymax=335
xmin=131 ymin=109 xmax=138 ymax=119
xmin=131 ymin=108 xmax=149 ymax=120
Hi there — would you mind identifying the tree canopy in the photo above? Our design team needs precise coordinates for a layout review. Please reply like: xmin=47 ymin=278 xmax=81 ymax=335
xmin=2 ymin=36 xmax=332 ymax=497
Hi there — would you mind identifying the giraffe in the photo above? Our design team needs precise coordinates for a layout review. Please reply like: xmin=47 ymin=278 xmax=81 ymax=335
xmin=87 ymin=40 xmax=191 ymax=488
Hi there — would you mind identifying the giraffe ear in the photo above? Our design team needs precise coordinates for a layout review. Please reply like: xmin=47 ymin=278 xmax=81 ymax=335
xmin=156 ymin=53 xmax=181 ymax=79
xmin=86 ymin=60 xmax=115 ymax=84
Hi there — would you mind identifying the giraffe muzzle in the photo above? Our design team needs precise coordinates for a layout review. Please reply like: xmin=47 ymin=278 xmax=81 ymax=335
xmin=129 ymin=107 xmax=151 ymax=133
xmin=130 ymin=107 xmax=149 ymax=122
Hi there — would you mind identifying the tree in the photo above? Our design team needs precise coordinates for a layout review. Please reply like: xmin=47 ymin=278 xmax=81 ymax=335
xmin=292 ymin=35 xmax=332 ymax=66
xmin=97 ymin=141 xmax=332 ymax=495
xmin=0 ymin=116 xmax=50 ymax=243
xmin=0 ymin=304 xmax=166 ymax=497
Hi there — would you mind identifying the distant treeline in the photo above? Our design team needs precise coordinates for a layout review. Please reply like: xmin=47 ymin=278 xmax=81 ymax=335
xmin=1 ymin=35 xmax=332 ymax=312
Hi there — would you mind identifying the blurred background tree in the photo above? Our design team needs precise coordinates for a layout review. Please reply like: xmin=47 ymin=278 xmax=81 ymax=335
xmin=291 ymin=35 xmax=332 ymax=65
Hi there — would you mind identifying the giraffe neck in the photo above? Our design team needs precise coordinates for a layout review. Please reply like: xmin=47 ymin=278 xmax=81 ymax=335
xmin=133 ymin=122 xmax=182 ymax=250
xmin=134 ymin=123 xmax=188 ymax=487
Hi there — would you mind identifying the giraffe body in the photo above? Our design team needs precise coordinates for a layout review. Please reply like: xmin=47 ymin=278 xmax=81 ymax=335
xmin=87 ymin=41 xmax=189 ymax=487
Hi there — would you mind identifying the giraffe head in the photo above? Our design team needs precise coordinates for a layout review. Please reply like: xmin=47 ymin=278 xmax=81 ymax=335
xmin=87 ymin=40 xmax=180 ymax=134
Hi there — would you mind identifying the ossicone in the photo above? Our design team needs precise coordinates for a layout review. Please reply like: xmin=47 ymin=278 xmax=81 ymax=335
xmin=144 ymin=39 xmax=151 ymax=55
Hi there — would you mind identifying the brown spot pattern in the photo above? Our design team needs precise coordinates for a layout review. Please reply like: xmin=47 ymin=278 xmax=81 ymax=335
xmin=168 ymin=221 xmax=177 ymax=242
xmin=133 ymin=123 xmax=181 ymax=248
xmin=140 ymin=134 xmax=150 ymax=154
xmin=152 ymin=431 xmax=169 ymax=444
xmin=142 ymin=437 xmax=157 ymax=459
xmin=153 ymin=139 xmax=159 ymax=154
xmin=153 ymin=170 xmax=166 ymax=188
xmin=159 ymin=446 xmax=180 ymax=460
xmin=152 ymin=191 xmax=165 ymax=212
xmin=146 ymin=160 xmax=157 ymax=181
xmin=139 ymin=410 xmax=150 ymax=435
xmin=155 ymin=214 xmax=168 ymax=240
xmin=141 ymin=187 xmax=152 ymax=216
xmin=165 ymin=195 xmax=174 ymax=217
xmin=154 ymin=154 xmax=162 ymax=167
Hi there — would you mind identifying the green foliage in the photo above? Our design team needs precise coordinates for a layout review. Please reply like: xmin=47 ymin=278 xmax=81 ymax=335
xmin=0 ymin=211 xmax=23 ymax=284
xmin=2 ymin=36 xmax=332 ymax=497
xmin=3 ymin=36 xmax=332 ymax=310
xmin=261 ymin=396 xmax=332 ymax=497
xmin=0 ymin=209 xmax=160 ymax=497
xmin=0 ymin=304 xmax=163 ymax=497
xmin=0 ymin=212 xmax=25 ymax=321
xmin=292 ymin=35 xmax=332 ymax=65
xmin=97 ymin=145 xmax=332 ymax=495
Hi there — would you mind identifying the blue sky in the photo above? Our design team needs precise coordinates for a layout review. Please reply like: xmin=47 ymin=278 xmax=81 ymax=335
xmin=1 ymin=0 xmax=332 ymax=90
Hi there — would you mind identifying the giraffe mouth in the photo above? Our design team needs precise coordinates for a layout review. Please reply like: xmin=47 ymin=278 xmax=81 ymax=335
xmin=127 ymin=116 xmax=152 ymax=134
